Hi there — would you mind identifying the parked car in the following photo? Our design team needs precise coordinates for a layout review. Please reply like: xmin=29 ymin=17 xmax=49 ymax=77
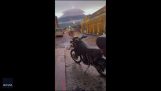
xmin=55 ymin=28 xmax=63 ymax=37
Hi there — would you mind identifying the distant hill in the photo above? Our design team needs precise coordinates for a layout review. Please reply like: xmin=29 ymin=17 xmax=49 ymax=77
xmin=58 ymin=15 xmax=85 ymax=23
xmin=59 ymin=22 xmax=81 ymax=28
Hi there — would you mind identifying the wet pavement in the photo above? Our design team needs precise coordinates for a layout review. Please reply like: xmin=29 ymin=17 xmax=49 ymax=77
xmin=65 ymin=49 xmax=106 ymax=91
xmin=55 ymin=48 xmax=66 ymax=91
xmin=55 ymin=31 xmax=106 ymax=91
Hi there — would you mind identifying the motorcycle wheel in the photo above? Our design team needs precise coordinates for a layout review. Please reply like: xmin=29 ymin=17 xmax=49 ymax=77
xmin=70 ymin=49 xmax=81 ymax=63
xmin=95 ymin=58 xmax=106 ymax=77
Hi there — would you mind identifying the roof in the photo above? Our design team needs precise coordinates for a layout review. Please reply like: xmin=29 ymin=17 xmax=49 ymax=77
xmin=92 ymin=5 xmax=106 ymax=17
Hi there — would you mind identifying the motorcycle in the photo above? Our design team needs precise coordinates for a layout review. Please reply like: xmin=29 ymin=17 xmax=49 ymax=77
xmin=69 ymin=35 xmax=106 ymax=76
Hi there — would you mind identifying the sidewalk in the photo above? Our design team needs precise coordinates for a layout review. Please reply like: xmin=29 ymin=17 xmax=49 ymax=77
xmin=55 ymin=48 xmax=66 ymax=91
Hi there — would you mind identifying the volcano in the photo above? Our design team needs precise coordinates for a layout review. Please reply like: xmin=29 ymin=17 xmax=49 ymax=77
xmin=58 ymin=8 xmax=85 ymax=28
xmin=61 ymin=8 xmax=85 ymax=18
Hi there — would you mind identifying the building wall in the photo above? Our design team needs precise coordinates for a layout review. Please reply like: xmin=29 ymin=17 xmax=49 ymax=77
xmin=81 ymin=6 xmax=106 ymax=35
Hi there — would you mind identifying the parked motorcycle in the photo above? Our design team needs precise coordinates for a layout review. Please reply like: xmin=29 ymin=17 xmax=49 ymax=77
xmin=70 ymin=35 xmax=106 ymax=76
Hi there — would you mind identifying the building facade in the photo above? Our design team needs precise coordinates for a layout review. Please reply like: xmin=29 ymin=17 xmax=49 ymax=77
xmin=81 ymin=6 xmax=106 ymax=35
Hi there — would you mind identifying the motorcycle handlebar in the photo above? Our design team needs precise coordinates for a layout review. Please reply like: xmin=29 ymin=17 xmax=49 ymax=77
xmin=80 ymin=35 xmax=87 ymax=39
xmin=71 ymin=35 xmax=87 ymax=43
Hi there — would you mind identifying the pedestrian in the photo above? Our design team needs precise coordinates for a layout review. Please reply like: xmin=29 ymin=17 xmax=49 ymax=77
xmin=68 ymin=30 xmax=74 ymax=38
xmin=67 ymin=30 xmax=74 ymax=50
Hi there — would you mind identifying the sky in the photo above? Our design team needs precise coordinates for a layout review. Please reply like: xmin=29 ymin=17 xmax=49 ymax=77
xmin=55 ymin=0 xmax=106 ymax=18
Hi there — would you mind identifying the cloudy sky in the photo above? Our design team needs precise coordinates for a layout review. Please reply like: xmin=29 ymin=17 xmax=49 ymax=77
xmin=55 ymin=0 xmax=106 ymax=18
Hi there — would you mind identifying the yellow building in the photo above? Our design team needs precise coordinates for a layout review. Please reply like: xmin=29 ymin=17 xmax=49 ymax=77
xmin=81 ymin=6 xmax=106 ymax=35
